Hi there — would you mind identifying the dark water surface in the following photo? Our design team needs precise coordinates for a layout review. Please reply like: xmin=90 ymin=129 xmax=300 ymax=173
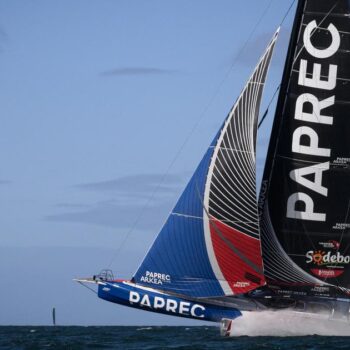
xmin=0 ymin=326 xmax=349 ymax=350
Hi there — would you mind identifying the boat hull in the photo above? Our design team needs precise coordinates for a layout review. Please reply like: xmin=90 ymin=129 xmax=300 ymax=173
xmin=98 ymin=280 xmax=242 ymax=322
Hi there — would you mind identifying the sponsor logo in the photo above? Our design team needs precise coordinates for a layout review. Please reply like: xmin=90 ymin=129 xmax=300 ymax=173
xmin=233 ymin=281 xmax=250 ymax=288
xmin=140 ymin=271 xmax=171 ymax=285
xmin=332 ymin=157 xmax=350 ymax=168
xmin=286 ymin=19 xmax=340 ymax=222
xmin=333 ymin=223 xmax=350 ymax=230
xmin=306 ymin=250 xmax=350 ymax=265
xmin=311 ymin=285 xmax=330 ymax=294
xmin=319 ymin=240 xmax=340 ymax=250
xmin=129 ymin=291 xmax=205 ymax=318
xmin=306 ymin=241 xmax=348 ymax=278
xmin=310 ymin=268 xmax=344 ymax=278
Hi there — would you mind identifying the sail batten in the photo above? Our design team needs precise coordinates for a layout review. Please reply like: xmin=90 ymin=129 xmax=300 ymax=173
xmin=204 ymin=30 xmax=279 ymax=295
xmin=133 ymin=29 xmax=279 ymax=298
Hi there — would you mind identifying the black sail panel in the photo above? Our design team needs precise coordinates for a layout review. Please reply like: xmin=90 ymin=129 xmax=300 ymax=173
xmin=259 ymin=0 xmax=350 ymax=297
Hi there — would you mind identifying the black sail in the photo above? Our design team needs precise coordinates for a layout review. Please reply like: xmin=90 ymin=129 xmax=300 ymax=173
xmin=259 ymin=0 xmax=350 ymax=298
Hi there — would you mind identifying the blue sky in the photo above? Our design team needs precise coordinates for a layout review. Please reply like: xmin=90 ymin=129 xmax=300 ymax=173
xmin=0 ymin=0 xmax=295 ymax=325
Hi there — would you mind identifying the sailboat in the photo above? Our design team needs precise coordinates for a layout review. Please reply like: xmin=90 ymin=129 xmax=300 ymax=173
xmin=76 ymin=0 xmax=350 ymax=333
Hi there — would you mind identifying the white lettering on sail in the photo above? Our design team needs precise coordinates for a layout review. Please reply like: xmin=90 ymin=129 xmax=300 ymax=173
xmin=292 ymin=126 xmax=331 ymax=157
xmin=295 ymin=94 xmax=334 ymax=125
xmin=298 ymin=59 xmax=337 ymax=90
xmin=306 ymin=250 xmax=313 ymax=263
xmin=287 ymin=19 xmax=340 ymax=223
xmin=289 ymin=162 xmax=330 ymax=196
xmin=304 ymin=21 xmax=340 ymax=59
xmin=140 ymin=271 xmax=171 ymax=285
xmin=287 ymin=193 xmax=326 ymax=221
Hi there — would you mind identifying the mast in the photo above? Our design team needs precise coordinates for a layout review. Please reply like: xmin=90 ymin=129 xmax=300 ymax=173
xmin=52 ymin=307 xmax=56 ymax=326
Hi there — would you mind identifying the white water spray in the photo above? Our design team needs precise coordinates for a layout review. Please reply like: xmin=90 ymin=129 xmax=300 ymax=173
xmin=229 ymin=311 xmax=350 ymax=336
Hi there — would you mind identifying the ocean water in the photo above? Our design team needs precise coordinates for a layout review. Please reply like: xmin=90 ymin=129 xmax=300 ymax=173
xmin=0 ymin=326 xmax=349 ymax=350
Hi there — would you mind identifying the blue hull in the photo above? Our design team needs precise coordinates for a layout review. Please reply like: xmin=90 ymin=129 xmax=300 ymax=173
xmin=98 ymin=280 xmax=242 ymax=322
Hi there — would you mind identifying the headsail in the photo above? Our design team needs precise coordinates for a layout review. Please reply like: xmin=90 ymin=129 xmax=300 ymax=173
xmin=133 ymin=29 xmax=279 ymax=298
xmin=259 ymin=0 xmax=350 ymax=296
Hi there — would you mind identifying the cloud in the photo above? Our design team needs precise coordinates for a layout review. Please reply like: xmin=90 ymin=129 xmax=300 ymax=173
xmin=46 ymin=198 xmax=174 ymax=230
xmin=75 ymin=173 xmax=184 ymax=199
xmin=0 ymin=180 xmax=11 ymax=185
xmin=100 ymin=67 xmax=178 ymax=77
xmin=47 ymin=173 xmax=186 ymax=229
xmin=55 ymin=203 xmax=89 ymax=209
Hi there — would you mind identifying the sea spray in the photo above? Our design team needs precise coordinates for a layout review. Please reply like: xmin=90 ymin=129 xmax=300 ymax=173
xmin=229 ymin=310 xmax=350 ymax=336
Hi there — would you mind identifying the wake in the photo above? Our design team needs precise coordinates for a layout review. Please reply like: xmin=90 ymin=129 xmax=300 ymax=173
xmin=229 ymin=310 xmax=350 ymax=336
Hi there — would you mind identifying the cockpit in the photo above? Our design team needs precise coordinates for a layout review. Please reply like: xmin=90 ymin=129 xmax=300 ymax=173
xmin=93 ymin=269 xmax=114 ymax=282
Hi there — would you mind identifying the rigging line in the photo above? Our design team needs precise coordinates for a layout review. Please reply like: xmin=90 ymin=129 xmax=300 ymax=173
xmin=77 ymin=281 xmax=98 ymax=295
xmin=256 ymin=0 xmax=298 ymax=130
xmin=279 ymin=0 xmax=297 ymax=27
xmin=203 ymin=0 xmax=274 ymax=112
xmin=257 ymin=84 xmax=281 ymax=129
xmin=106 ymin=0 xmax=276 ymax=271
xmin=292 ymin=2 xmax=338 ymax=67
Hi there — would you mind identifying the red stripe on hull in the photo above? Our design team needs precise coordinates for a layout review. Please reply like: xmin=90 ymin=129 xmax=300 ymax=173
xmin=210 ymin=218 xmax=265 ymax=295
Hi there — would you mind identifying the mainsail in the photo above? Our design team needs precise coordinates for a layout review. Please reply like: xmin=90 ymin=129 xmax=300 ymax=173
xmin=133 ymin=29 xmax=279 ymax=298
xmin=259 ymin=0 xmax=350 ymax=296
